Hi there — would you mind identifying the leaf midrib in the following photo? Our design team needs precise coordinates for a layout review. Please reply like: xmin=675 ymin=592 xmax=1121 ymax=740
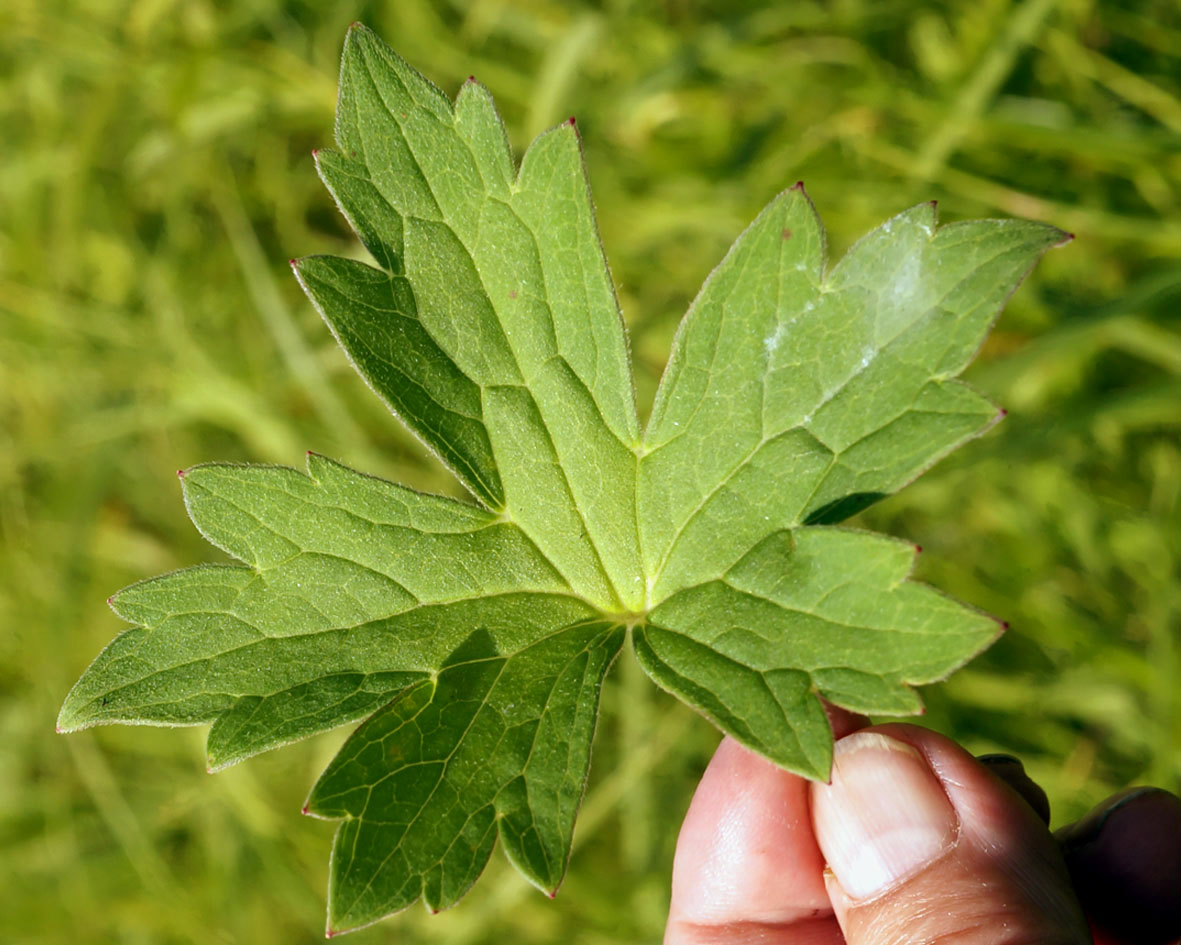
xmin=642 ymin=235 xmax=1016 ymax=599
xmin=352 ymin=49 xmax=640 ymax=611
xmin=332 ymin=622 xmax=615 ymax=914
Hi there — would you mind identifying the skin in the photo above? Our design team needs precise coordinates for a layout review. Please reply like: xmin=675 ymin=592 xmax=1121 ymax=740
xmin=665 ymin=708 xmax=1181 ymax=945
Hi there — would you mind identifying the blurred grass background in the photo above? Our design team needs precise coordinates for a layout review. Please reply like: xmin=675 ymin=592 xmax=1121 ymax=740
xmin=2 ymin=0 xmax=1178 ymax=942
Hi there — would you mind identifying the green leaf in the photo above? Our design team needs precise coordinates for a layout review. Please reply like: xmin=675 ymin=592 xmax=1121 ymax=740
xmin=297 ymin=25 xmax=642 ymax=610
xmin=638 ymin=529 xmax=999 ymax=778
xmin=57 ymin=453 xmax=582 ymax=770
xmin=306 ymin=622 xmax=623 ymax=930
xmin=59 ymin=23 xmax=1069 ymax=932
xmin=639 ymin=191 xmax=1065 ymax=600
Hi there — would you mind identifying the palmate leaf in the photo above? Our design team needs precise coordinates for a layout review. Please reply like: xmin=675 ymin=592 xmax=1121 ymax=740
xmin=58 ymin=24 xmax=1068 ymax=934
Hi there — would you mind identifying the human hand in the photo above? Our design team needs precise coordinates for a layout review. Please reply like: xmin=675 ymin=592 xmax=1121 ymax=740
xmin=665 ymin=710 xmax=1180 ymax=945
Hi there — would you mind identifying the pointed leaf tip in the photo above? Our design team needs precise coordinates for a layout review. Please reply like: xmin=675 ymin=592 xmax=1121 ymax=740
xmin=566 ymin=115 xmax=576 ymax=125
xmin=176 ymin=468 xmax=186 ymax=479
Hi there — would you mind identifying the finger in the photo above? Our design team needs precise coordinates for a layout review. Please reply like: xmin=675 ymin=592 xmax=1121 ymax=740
xmin=1057 ymin=786 xmax=1181 ymax=945
xmin=665 ymin=707 xmax=868 ymax=945
xmin=976 ymin=753 xmax=1051 ymax=825
xmin=810 ymin=725 xmax=1091 ymax=945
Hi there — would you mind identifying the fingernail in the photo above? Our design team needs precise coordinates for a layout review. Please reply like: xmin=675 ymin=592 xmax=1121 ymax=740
xmin=811 ymin=732 xmax=958 ymax=900
xmin=976 ymin=753 xmax=1022 ymax=767
xmin=1056 ymin=786 xmax=1162 ymax=850
xmin=1057 ymin=788 xmax=1181 ymax=945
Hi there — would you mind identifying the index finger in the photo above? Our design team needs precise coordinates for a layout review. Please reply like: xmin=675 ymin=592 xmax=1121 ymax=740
xmin=665 ymin=706 xmax=868 ymax=945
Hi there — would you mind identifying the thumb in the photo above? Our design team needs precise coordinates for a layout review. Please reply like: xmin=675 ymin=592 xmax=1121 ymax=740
xmin=810 ymin=726 xmax=1090 ymax=945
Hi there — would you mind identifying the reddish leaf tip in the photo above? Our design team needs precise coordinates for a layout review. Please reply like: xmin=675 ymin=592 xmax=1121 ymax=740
xmin=998 ymin=407 xmax=1009 ymax=418
xmin=56 ymin=724 xmax=64 ymax=734
xmin=301 ymin=805 xmax=310 ymax=815
xmin=914 ymin=544 xmax=923 ymax=555
xmin=566 ymin=115 xmax=576 ymax=126
xmin=547 ymin=891 xmax=557 ymax=900
xmin=289 ymin=258 xmax=299 ymax=269
xmin=999 ymin=620 xmax=1010 ymax=631
xmin=106 ymin=596 xmax=115 ymax=606
xmin=790 ymin=180 xmax=805 ymax=191
xmin=176 ymin=468 xmax=186 ymax=479
xmin=325 ymin=928 xmax=339 ymax=939
xmin=929 ymin=199 xmax=938 ymax=209
xmin=467 ymin=74 xmax=476 ymax=82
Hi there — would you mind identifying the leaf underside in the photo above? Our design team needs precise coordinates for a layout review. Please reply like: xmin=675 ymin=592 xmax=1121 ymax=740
xmin=58 ymin=23 xmax=1067 ymax=934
